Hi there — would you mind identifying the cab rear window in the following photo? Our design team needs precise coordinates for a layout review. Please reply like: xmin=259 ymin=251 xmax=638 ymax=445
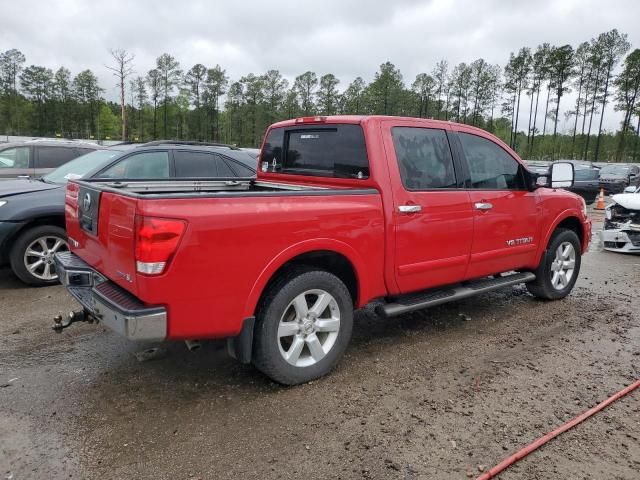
xmin=261 ymin=124 xmax=369 ymax=179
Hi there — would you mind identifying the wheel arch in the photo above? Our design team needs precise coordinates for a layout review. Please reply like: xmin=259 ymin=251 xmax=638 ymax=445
xmin=3 ymin=214 xmax=66 ymax=257
xmin=536 ymin=210 xmax=586 ymax=264
xmin=243 ymin=239 xmax=368 ymax=319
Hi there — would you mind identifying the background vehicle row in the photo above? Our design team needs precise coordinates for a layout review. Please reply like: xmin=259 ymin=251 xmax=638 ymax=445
xmin=0 ymin=141 xmax=256 ymax=285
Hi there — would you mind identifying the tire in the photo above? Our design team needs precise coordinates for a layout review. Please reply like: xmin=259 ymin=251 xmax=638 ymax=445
xmin=9 ymin=225 xmax=69 ymax=286
xmin=253 ymin=267 xmax=354 ymax=385
xmin=526 ymin=228 xmax=581 ymax=300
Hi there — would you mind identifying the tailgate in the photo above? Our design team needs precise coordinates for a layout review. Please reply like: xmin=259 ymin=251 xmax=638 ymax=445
xmin=66 ymin=181 xmax=140 ymax=295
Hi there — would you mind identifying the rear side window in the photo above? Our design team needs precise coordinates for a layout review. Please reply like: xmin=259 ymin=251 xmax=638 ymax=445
xmin=36 ymin=146 xmax=80 ymax=168
xmin=98 ymin=151 xmax=170 ymax=179
xmin=0 ymin=146 xmax=31 ymax=168
xmin=174 ymin=151 xmax=236 ymax=178
xmin=261 ymin=125 xmax=369 ymax=178
xmin=391 ymin=127 xmax=456 ymax=190
xmin=459 ymin=133 xmax=524 ymax=190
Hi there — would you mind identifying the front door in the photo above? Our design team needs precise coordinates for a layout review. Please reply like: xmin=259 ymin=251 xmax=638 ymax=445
xmin=382 ymin=121 xmax=473 ymax=294
xmin=0 ymin=145 xmax=33 ymax=179
xmin=454 ymin=129 xmax=540 ymax=279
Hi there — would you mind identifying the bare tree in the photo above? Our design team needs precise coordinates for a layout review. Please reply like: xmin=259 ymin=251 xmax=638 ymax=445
xmin=106 ymin=48 xmax=135 ymax=140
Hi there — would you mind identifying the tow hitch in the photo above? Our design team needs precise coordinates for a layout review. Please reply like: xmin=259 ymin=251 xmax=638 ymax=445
xmin=52 ymin=309 xmax=94 ymax=332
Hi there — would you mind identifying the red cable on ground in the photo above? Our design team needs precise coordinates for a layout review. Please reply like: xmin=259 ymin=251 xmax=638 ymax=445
xmin=477 ymin=379 xmax=640 ymax=480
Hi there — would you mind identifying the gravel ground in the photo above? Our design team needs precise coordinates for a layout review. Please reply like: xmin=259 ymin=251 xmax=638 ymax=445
xmin=1 ymin=213 xmax=639 ymax=480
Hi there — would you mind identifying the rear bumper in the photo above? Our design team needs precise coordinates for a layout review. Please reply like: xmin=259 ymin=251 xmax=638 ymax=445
xmin=54 ymin=251 xmax=167 ymax=341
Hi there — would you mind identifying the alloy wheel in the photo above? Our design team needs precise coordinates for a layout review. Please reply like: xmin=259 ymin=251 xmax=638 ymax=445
xmin=277 ymin=289 xmax=341 ymax=368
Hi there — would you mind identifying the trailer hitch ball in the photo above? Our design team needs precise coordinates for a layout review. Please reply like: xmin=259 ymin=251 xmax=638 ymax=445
xmin=52 ymin=310 xmax=88 ymax=332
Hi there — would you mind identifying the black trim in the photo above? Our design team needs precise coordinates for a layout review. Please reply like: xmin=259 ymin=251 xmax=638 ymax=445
xmin=92 ymin=282 xmax=165 ymax=317
xmin=448 ymin=131 xmax=471 ymax=188
xmin=226 ymin=316 xmax=255 ymax=364
xmin=71 ymin=179 xmax=379 ymax=200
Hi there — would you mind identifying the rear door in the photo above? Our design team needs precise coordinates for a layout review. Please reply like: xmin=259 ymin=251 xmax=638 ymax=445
xmin=382 ymin=120 xmax=473 ymax=293
xmin=454 ymin=129 xmax=540 ymax=279
xmin=0 ymin=145 xmax=33 ymax=179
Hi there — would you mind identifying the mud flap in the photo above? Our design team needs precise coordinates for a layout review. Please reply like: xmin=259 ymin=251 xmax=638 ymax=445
xmin=226 ymin=316 xmax=255 ymax=364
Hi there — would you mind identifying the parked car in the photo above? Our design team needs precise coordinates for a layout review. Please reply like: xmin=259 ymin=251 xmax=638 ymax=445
xmin=0 ymin=141 xmax=256 ymax=286
xmin=54 ymin=116 xmax=590 ymax=385
xmin=563 ymin=161 xmax=600 ymax=205
xmin=599 ymin=164 xmax=640 ymax=194
xmin=525 ymin=160 xmax=599 ymax=204
xmin=0 ymin=140 xmax=104 ymax=180
xmin=603 ymin=186 xmax=640 ymax=253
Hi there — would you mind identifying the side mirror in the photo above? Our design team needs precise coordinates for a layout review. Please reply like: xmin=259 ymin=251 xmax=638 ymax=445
xmin=550 ymin=162 xmax=574 ymax=188
xmin=624 ymin=185 xmax=638 ymax=194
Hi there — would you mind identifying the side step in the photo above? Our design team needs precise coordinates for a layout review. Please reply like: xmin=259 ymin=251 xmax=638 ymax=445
xmin=377 ymin=272 xmax=536 ymax=318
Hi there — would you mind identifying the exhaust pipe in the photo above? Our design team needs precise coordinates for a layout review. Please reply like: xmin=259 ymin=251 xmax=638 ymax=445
xmin=185 ymin=340 xmax=202 ymax=352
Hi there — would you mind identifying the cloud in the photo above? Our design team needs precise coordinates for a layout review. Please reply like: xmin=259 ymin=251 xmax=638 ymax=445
xmin=1 ymin=0 xmax=638 ymax=131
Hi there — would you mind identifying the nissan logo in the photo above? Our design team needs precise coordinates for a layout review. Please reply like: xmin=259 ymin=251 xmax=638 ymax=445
xmin=83 ymin=192 xmax=91 ymax=211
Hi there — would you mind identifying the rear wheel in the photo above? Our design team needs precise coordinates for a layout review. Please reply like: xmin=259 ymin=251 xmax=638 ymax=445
xmin=526 ymin=228 xmax=581 ymax=300
xmin=253 ymin=267 xmax=353 ymax=385
xmin=9 ymin=225 xmax=68 ymax=286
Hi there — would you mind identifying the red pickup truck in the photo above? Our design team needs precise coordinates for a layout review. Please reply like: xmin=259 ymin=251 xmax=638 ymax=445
xmin=54 ymin=116 xmax=591 ymax=384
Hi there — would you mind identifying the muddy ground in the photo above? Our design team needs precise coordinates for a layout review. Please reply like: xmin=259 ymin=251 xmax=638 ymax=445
xmin=1 ymin=214 xmax=639 ymax=480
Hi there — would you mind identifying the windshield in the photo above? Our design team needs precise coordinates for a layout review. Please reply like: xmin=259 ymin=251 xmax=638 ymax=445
xmin=43 ymin=150 xmax=120 ymax=184
xmin=600 ymin=165 xmax=630 ymax=175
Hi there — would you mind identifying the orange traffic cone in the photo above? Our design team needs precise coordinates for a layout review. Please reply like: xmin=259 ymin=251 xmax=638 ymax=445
xmin=595 ymin=188 xmax=605 ymax=210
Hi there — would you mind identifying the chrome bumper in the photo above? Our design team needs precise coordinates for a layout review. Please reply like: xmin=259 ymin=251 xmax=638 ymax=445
xmin=54 ymin=252 xmax=167 ymax=341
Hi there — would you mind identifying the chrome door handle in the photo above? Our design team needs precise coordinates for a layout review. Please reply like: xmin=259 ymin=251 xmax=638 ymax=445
xmin=474 ymin=202 xmax=493 ymax=211
xmin=398 ymin=205 xmax=422 ymax=214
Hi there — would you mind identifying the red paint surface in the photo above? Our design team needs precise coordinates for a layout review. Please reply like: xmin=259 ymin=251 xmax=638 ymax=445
xmin=65 ymin=116 xmax=591 ymax=340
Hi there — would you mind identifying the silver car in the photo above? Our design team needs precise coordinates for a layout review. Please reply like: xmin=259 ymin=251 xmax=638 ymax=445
xmin=0 ymin=140 xmax=103 ymax=180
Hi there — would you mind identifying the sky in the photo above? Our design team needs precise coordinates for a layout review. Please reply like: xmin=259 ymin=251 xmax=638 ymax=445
xmin=1 ymin=0 xmax=639 ymax=132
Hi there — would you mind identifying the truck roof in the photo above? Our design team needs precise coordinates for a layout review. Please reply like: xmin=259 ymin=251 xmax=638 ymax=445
xmin=270 ymin=115 xmax=472 ymax=131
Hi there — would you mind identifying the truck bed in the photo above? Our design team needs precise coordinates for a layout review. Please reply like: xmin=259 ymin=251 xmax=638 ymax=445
xmin=64 ymin=177 xmax=387 ymax=339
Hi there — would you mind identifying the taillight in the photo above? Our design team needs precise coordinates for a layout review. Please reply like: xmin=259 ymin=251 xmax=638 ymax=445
xmin=135 ymin=215 xmax=186 ymax=275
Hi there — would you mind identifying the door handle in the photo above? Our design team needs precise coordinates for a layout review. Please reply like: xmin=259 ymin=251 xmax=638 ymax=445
xmin=398 ymin=205 xmax=422 ymax=214
xmin=474 ymin=202 xmax=493 ymax=211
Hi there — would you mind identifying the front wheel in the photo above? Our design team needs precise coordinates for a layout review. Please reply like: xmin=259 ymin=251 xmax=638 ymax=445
xmin=526 ymin=228 xmax=581 ymax=300
xmin=253 ymin=268 xmax=353 ymax=385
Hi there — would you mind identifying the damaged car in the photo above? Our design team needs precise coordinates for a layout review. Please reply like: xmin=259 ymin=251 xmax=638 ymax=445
xmin=603 ymin=185 xmax=640 ymax=253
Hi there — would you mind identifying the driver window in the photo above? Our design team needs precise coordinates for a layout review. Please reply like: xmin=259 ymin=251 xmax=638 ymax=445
xmin=459 ymin=133 xmax=524 ymax=190
xmin=98 ymin=151 xmax=170 ymax=179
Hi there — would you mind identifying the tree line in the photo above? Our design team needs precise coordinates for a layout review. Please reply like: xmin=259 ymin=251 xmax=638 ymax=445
xmin=1 ymin=28 xmax=639 ymax=162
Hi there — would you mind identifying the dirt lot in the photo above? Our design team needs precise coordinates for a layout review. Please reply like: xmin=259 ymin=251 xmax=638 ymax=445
xmin=1 ymin=214 xmax=639 ymax=480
